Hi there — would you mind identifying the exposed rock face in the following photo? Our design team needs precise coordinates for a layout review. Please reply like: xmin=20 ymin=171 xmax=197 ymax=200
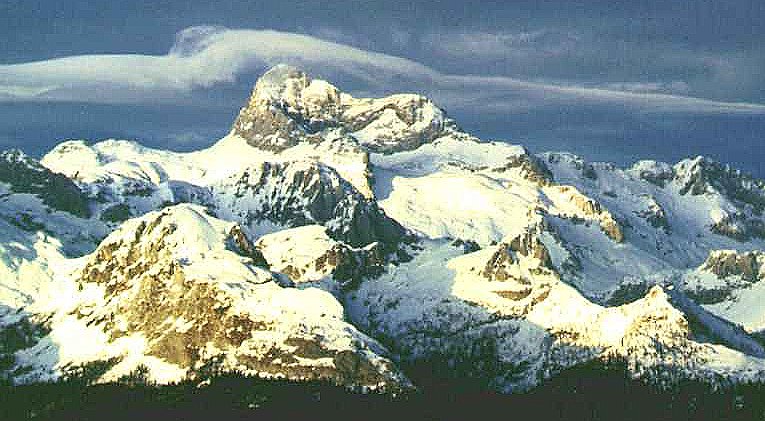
xmin=70 ymin=205 xmax=410 ymax=391
xmin=629 ymin=160 xmax=675 ymax=187
xmin=254 ymin=225 xmax=386 ymax=291
xmin=674 ymin=157 xmax=765 ymax=240
xmin=0 ymin=149 xmax=90 ymax=218
xmin=494 ymin=151 xmax=553 ymax=186
xmin=508 ymin=230 xmax=554 ymax=269
xmin=674 ymin=157 xmax=765 ymax=207
xmin=480 ymin=243 xmax=517 ymax=282
xmin=232 ymin=66 xmax=334 ymax=152
xmin=232 ymin=64 xmax=451 ymax=154
xmin=211 ymin=160 xmax=407 ymax=250
xmin=477 ymin=231 xmax=557 ymax=302
xmin=702 ymin=250 xmax=765 ymax=282
xmin=349 ymin=236 xmax=755 ymax=392
xmin=550 ymin=186 xmax=624 ymax=242
xmin=5 ymin=65 xmax=765 ymax=395
xmin=710 ymin=213 xmax=765 ymax=242
xmin=343 ymin=94 xmax=449 ymax=154
xmin=634 ymin=195 xmax=671 ymax=232
xmin=675 ymin=250 xmax=765 ymax=334
xmin=682 ymin=250 xmax=765 ymax=305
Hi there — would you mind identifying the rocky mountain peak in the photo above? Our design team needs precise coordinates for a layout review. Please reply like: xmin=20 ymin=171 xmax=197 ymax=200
xmin=670 ymin=157 xmax=765 ymax=241
xmin=674 ymin=156 xmax=765 ymax=207
xmin=251 ymin=64 xmax=342 ymax=112
xmin=231 ymin=66 xmax=338 ymax=152
xmin=80 ymin=204 xmax=257 ymax=295
xmin=232 ymin=64 xmax=452 ymax=154
xmin=6 ymin=66 xmax=765 ymax=398
xmin=609 ymin=286 xmax=700 ymax=377
xmin=628 ymin=160 xmax=675 ymax=187
xmin=68 ymin=204 xmax=411 ymax=390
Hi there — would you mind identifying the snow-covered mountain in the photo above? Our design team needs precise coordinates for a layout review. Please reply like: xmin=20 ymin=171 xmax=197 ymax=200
xmin=11 ymin=205 xmax=408 ymax=391
xmin=3 ymin=64 xmax=765 ymax=393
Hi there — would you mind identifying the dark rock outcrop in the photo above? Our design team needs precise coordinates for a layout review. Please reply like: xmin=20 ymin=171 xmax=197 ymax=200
xmin=212 ymin=161 xmax=407 ymax=251
xmin=494 ymin=152 xmax=554 ymax=186
xmin=683 ymin=250 xmax=765 ymax=305
xmin=674 ymin=158 xmax=765 ymax=210
xmin=701 ymin=250 xmax=764 ymax=283
xmin=674 ymin=156 xmax=765 ymax=242
xmin=635 ymin=195 xmax=671 ymax=233
xmin=0 ymin=149 xmax=90 ymax=218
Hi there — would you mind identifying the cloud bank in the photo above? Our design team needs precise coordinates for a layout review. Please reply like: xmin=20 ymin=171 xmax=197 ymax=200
xmin=1 ymin=26 xmax=764 ymax=115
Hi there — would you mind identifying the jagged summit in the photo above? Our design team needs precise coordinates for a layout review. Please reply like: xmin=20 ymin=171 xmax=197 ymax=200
xmin=625 ymin=155 xmax=765 ymax=241
xmin=232 ymin=64 xmax=453 ymax=154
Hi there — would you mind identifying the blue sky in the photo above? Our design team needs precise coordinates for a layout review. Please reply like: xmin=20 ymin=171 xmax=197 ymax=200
xmin=1 ymin=0 xmax=764 ymax=176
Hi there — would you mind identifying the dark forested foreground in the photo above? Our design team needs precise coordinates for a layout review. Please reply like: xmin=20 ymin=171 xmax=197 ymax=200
xmin=2 ymin=363 xmax=765 ymax=421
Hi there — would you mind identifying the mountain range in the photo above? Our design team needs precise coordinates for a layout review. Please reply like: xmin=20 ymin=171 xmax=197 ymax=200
xmin=2 ymin=64 xmax=765 ymax=396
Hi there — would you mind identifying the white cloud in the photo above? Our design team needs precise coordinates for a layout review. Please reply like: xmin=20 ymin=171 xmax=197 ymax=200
xmin=0 ymin=26 xmax=763 ymax=115
xmin=0 ymin=27 xmax=436 ymax=102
